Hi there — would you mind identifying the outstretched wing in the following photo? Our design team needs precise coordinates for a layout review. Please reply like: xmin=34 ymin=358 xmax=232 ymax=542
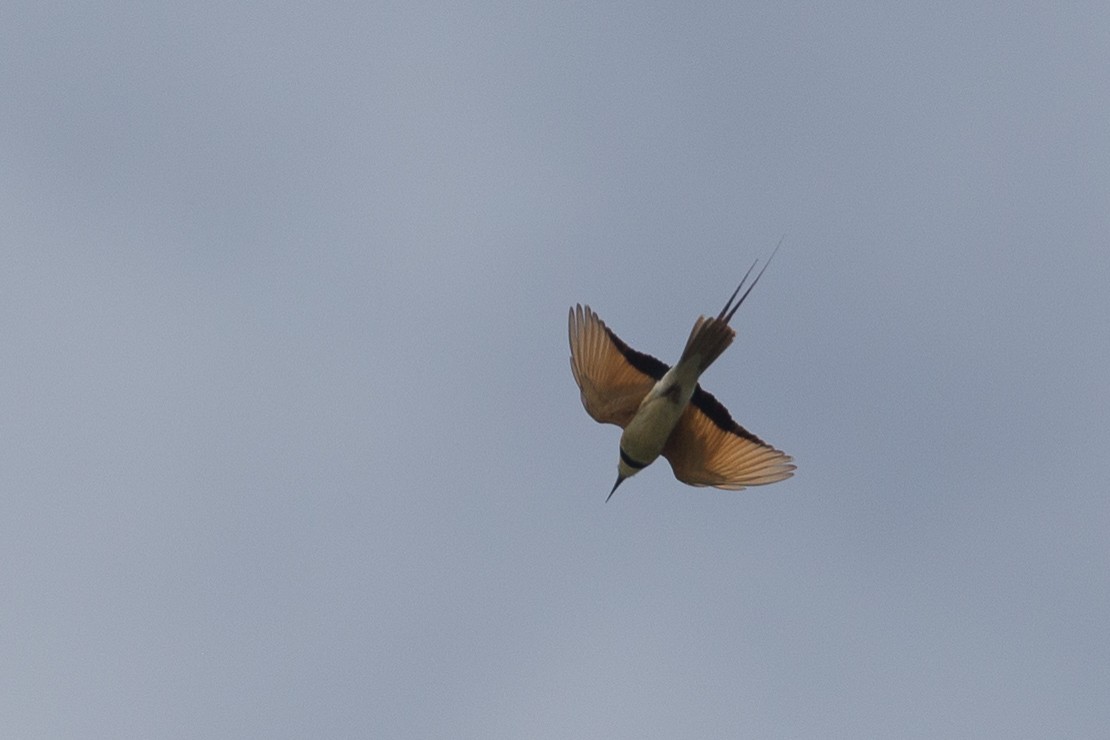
xmin=662 ymin=386 xmax=794 ymax=490
xmin=568 ymin=304 xmax=668 ymax=428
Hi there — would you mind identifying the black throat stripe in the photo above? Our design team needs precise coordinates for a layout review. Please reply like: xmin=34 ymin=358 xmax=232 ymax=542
xmin=619 ymin=447 xmax=649 ymax=470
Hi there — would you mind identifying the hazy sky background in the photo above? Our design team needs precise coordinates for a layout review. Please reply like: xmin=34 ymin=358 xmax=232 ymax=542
xmin=3 ymin=3 xmax=1108 ymax=737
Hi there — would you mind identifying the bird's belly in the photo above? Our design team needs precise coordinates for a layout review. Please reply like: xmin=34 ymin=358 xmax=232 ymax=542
xmin=619 ymin=391 xmax=688 ymax=466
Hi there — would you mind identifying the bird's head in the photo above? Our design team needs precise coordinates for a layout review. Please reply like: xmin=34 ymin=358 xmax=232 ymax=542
xmin=607 ymin=450 xmax=644 ymax=501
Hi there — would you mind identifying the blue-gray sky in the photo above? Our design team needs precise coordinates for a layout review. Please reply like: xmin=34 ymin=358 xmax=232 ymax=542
xmin=3 ymin=3 xmax=1108 ymax=737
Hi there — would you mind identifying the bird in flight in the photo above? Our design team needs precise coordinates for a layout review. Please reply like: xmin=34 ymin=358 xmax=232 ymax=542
xmin=568 ymin=254 xmax=794 ymax=500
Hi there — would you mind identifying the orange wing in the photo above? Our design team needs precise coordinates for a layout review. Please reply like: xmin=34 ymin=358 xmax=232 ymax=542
xmin=568 ymin=304 xmax=668 ymax=428
xmin=662 ymin=386 xmax=794 ymax=490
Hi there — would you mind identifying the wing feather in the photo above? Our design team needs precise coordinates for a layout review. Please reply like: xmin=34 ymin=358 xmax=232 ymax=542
xmin=568 ymin=304 xmax=666 ymax=428
xmin=662 ymin=386 xmax=794 ymax=490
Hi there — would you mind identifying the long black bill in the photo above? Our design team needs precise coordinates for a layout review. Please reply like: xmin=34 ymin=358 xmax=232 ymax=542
xmin=607 ymin=474 xmax=626 ymax=502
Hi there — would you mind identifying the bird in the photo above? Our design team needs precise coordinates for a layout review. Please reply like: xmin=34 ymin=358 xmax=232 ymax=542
xmin=568 ymin=254 xmax=794 ymax=500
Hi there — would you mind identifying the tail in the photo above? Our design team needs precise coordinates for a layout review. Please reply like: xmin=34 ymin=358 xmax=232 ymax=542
xmin=678 ymin=314 xmax=735 ymax=373
xmin=677 ymin=244 xmax=780 ymax=373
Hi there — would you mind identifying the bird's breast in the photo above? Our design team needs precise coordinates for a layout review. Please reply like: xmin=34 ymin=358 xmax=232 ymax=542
xmin=619 ymin=372 xmax=695 ymax=465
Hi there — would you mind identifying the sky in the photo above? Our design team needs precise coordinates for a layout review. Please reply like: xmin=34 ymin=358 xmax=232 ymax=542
xmin=2 ymin=3 xmax=1108 ymax=738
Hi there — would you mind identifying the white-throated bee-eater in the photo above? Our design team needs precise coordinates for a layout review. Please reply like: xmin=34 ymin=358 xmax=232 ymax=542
xmin=569 ymin=255 xmax=794 ymax=500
